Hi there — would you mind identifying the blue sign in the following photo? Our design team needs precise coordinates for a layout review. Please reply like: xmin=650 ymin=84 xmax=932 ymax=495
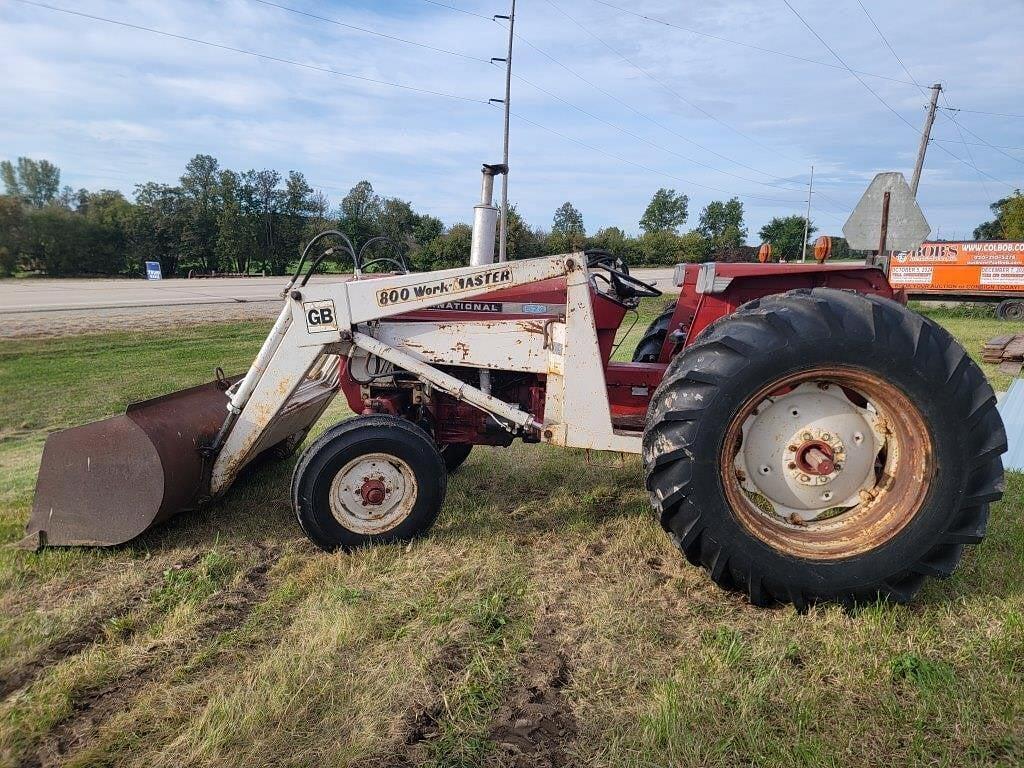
xmin=145 ymin=261 xmax=162 ymax=280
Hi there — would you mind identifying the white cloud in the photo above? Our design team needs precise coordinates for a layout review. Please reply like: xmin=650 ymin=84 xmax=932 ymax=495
xmin=0 ymin=0 xmax=1021 ymax=236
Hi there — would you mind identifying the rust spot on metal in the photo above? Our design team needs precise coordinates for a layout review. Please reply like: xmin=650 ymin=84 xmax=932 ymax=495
xmin=719 ymin=366 xmax=934 ymax=561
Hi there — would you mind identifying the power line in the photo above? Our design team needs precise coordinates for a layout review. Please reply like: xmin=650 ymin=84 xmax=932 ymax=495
xmin=589 ymin=0 xmax=919 ymax=87
xmin=418 ymin=0 xmax=856 ymax=211
xmin=419 ymin=0 xmax=493 ymax=21
xmin=12 ymin=0 xmax=489 ymax=105
xmin=503 ymin=105 xmax=846 ymax=217
xmin=941 ymin=109 xmax=1024 ymax=168
xmin=511 ymin=71 xmax=844 ymax=209
xmin=853 ymin=0 xmax=925 ymax=94
xmin=251 ymin=0 xmax=844 ymax=215
xmin=940 ymin=98 xmax=993 ymax=200
xmin=782 ymin=0 xmax=1015 ymax=191
xmin=943 ymin=107 xmax=1024 ymax=120
xmin=933 ymin=139 xmax=1024 ymax=152
xmin=249 ymin=0 xmax=489 ymax=63
xmin=544 ymin=0 xmax=802 ymax=165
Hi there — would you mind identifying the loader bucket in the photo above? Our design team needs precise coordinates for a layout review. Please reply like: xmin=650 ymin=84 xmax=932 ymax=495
xmin=23 ymin=380 xmax=234 ymax=548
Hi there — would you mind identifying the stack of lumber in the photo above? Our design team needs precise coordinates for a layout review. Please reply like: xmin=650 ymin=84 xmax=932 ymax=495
xmin=982 ymin=333 xmax=1024 ymax=375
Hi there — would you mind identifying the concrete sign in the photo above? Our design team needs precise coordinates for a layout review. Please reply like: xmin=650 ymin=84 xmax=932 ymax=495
xmin=843 ymin=172 xmax=930 ymax=251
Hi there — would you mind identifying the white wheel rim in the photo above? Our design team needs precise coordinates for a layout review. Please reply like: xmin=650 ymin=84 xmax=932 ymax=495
xmin=328 ymin=453 xmax=418 ymax=534
xmin=734 ymin=381 xmax=886 ymax=523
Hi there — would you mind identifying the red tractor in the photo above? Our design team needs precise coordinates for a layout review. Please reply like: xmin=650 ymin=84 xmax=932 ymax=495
xmin=28 ymin=249 xmax=1006 ymax=609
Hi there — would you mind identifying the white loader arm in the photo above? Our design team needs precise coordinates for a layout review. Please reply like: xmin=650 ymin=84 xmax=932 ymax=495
xmin=210 ymin=253 xmax=640 ymax=496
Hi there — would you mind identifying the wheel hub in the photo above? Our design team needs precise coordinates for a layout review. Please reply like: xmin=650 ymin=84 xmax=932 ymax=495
xmin=735 ymin=382 xmax=884 ymax=522
xmin=329 ymin=453 xmax=418 ymax=534
xmin=359 ymin=478 xmax=387 ymax=506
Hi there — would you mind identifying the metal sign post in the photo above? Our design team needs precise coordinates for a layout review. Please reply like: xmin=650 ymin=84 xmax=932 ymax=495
xmin=876 ymin=191 xmax=891 ymax=268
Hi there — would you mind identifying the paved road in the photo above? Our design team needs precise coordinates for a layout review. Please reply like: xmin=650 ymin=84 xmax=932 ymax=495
xmin=0 ymin=268 xmax=677 ymax=338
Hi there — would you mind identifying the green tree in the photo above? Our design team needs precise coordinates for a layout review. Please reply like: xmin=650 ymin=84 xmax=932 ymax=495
xmin=1 ymin=157 xmax=61 ymax=207
xmin=131 ymin=182 xmax=186 ymax=276
xmin=974 ymin=193 xmax=1024 ymax=240
xmin=417 ymin=223 xmax=473 ymax=270
xmin=759 ymin=215 xmax=816 ymax=262
xmin=640 ymin=188 xmax=688 ymax=234
xmin=588 ymin=226 xmax=627 ymax=254
xmin=273 ymin=170 xmax=316 ymax=274
xmin=637 ymin=230 xmax=683 ymax=265
xmin=697 ymin=198 xmax=746 ymax=250
xmin=340 ymin=180 xmax=381 ymax=248
xmin=249 ymin=169 xmax=283 ymax=274
xmin=0 ymin=196 xmax=25 ymax=275
xmin=550 ymin=201 xmax=585 ymax=252
xmin=78 ymin=189 xmax=133 ymax=274
xmin=179 ymin=154 xmax=222 ymax=273
xmin=505 ymin=204 xmax=545 ymax=261
xmin=999 ymin=193 xmax=1024 ymax=240
xmin=215 ymin=170 xmax=257 ymax=274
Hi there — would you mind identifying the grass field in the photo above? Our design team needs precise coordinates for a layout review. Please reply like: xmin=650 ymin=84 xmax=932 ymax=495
xmin=0 ymin=300 xmax=1021 ymax=767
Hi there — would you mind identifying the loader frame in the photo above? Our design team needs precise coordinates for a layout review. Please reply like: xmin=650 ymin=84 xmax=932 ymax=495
xmin=210 ymin=253 xmax=638 ymax=496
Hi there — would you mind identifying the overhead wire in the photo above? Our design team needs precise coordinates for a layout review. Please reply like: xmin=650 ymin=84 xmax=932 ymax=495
xmin=542 ymin=0 xmax=803 ymax=164
xmin=11 ymin=0 xmax=489 ymax=105
xmin=251 ymin=0 xmax=848 ymax=211
xmin=502 ymin=105 xmax=846 ymax=216
xmin=248 ymin=0 xmax=489 ymax=63
xmin=418 ymin=0 xmax=854 ymax=213
xmin=13 ymin=0 xmax=829 ymax=215
xmin=254 ymin=0 xmax=825 ymax=202
xmin=783 ymin=0 xmax=1016 ymax=191
xmin=589 ymin=0 xmax=920 ymax=87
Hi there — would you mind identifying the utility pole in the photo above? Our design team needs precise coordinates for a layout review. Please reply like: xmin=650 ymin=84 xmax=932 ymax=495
xmin=910 ymin=83 xmax=942 ymax=197
xmin=801 ymin=165 xmax=814 ymax=262
xmin=495 ymin=0 xmax=516 ymax=262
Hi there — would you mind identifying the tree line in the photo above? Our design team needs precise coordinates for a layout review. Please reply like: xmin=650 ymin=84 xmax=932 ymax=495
xmin=14 ymin=153 xmax=997 ymax=278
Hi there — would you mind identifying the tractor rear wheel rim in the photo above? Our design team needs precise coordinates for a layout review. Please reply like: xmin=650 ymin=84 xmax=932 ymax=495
xmin=720 ymin=367 xmax=934 ymax=560
xmin=329 ymin=453 xmax=418 ymax=534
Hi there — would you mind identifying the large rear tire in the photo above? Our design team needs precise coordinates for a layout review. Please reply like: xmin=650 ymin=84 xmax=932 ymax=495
xmin=643 ymin=288 xmax=1006 ymax=608
xmin=291 ymin=415 xmax=447 ymax=550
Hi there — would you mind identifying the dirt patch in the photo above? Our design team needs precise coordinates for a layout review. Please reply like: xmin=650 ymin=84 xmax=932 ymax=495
xmin=0 ymin=553 xmax=201 ymax=701
xmin=21 ymin=546 xmax=281 ymax=768
xmin=488 ymin=615 xmax=577 ymax=768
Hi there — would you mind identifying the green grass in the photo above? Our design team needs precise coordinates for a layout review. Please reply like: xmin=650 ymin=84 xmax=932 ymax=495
xmin=0 ymin=304 xmax=1021 ymax=767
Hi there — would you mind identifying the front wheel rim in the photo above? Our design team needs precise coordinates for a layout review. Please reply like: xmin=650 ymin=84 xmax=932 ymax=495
xmin=720 ymin=367 xmax=934 ymax=560
xmin=328 ymin=453 xmax=418 ymax=534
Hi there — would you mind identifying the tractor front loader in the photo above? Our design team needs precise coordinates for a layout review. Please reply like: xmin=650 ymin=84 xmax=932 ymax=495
xmin=25 ymin=247 xmax=1007 ymax=608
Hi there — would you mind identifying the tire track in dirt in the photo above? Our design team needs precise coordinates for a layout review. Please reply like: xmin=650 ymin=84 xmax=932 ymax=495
xmin=486 ymin=608 xmax=577 ymax=767
xmin=366 ymin=542 xmax=580 ymax=768
xmin=18 ymin=545 xmax=281 ymax=768
xmin=0 ymin=554 xmax=201 ymax=701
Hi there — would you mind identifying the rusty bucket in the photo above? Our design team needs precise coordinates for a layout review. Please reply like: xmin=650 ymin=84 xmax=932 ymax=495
xmin=22 ymin=380 xmax=234 ymax=548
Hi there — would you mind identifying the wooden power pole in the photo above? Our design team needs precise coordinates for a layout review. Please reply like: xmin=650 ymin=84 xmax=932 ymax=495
xmin=909 ymin=83 xmax=942 ymax=197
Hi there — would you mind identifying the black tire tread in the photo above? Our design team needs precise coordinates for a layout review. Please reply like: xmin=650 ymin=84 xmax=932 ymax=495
xmin=643 ymin=288 xmax=1006 ymax=608
xmin=632 ymin=304 xmax=677 ymax=363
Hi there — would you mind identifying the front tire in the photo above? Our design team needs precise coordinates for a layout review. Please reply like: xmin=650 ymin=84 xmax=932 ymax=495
xmin=291 ymin=415 xmax=447 ymax=550
xmin=439 ymin=443 xmax=473 ymax=473
xmin=632 ymin=305 xmax=677 ymax=363
xmin=643 ymin=288 xmax=1006 ymax=608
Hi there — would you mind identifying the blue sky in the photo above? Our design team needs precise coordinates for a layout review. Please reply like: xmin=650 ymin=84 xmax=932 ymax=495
xmin=2 ymin=0 xmax=1022 ymax=240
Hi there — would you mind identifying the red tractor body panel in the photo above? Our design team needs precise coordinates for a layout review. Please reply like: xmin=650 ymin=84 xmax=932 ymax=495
xmin=339 ymin=263 xmax=899 ymax=446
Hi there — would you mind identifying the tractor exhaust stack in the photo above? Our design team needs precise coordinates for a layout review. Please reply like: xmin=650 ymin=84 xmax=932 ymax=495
xmin=470 ymin=163 xmax=506 ymax=266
